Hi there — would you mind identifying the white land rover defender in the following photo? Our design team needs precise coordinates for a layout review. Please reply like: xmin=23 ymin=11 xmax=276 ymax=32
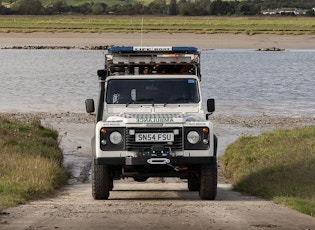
xmin=86 ymin=46 xmax=217 ymax=200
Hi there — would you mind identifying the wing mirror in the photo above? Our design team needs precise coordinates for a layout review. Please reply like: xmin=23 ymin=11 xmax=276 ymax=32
xmin=206 ymin=99 xmax=215 ymax=120
xmin=85 ymin=99 xmax=95 ymax=114
xmin=97 ymin=69 xmax=107 ymax=80
xmin=207 ymin=99 xmax=215 ymax=112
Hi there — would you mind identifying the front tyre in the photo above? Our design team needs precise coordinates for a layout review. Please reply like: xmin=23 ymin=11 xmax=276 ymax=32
xmin=199 ymin=160 xmax=217 ymax=200
xmin=92 ymin=161 xmax=110 ymax=200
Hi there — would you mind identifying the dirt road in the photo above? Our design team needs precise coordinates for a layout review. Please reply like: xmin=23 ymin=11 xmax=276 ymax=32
xmin=2 ymin=182 xmax=315 ymax=230
xmin=1 ymin=113 xmax=315 ymax=230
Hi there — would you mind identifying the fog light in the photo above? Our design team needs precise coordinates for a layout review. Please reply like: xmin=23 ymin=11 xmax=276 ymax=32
xmin=203 ymin=139 xmax=209 ymax=144
xmin=101 ymin=139 xmax=107 ymax=145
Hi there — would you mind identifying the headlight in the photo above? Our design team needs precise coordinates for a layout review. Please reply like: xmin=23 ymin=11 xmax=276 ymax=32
xmin=187 ymin=131 xmax=200 ymax=144
xmin=109 ymin=131 xmax=122 ymax=144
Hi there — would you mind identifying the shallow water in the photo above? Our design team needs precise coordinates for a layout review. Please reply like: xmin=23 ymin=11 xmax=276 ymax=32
xmin=201 ymin=49 xmax=315 ymax=116
xmin=0 ymin=49 xmax=103 ymax=113
xmin=1 ymin=49 xmax=314 ymax=116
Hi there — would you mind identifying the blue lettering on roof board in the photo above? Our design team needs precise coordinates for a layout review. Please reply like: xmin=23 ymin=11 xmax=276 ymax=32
xmin=107 ymin=46 xmax=198 ymax=53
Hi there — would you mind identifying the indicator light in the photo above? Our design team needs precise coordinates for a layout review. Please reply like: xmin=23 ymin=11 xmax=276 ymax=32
xmin=203 ymin=127 xmax=209 ymax=133
xmin=100 ymin=128 xmax=107 ymax=134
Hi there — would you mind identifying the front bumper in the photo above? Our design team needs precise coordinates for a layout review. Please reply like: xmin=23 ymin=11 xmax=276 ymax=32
xmin=94 ymin=156 xmax=215 ymax=165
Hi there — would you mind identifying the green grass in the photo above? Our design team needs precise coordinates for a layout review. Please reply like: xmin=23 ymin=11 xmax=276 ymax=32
xmin=221 ymin=126 xmax=315 ymax=217
xmin=0 ymin=15 xmax=315 ymax=35
xmin=2 ymin=0 xmax=153 ymax=7
xmin=0 ymin=117 xmax=68 ymax=211
xmin=2 ymin=0 xmax=152 ymax=7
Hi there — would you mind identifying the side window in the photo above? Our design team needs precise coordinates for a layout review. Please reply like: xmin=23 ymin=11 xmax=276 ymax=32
xmin=187 ymin=79 xmax=199 ymax=102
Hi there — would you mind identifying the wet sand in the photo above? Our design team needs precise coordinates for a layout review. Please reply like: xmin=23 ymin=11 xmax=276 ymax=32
xmin=1 ymin=32 xmax=315 ymax=49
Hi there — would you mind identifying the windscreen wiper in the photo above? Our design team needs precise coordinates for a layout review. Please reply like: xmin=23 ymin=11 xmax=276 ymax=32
xmin=126 ymin=98 xmax=154 ymax=107
xmin=164 ymin=97 xmax=192 ymax=106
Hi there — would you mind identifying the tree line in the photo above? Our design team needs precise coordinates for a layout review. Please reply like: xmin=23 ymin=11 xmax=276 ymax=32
xmin=1 ymin=0 xmax=315 ymax=16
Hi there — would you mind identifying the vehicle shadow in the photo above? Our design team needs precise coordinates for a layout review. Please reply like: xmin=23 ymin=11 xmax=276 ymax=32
xmin=109 ymin=183 xmax=262 ymax=201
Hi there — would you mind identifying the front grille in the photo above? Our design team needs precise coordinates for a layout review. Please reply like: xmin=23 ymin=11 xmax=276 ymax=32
xmin=126 ymin=127 xmax=183 ymax=152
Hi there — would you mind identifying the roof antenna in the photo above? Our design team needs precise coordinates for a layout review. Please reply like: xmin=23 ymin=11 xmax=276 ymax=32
xmin=140 ymin=17 xmax=144 ymax=47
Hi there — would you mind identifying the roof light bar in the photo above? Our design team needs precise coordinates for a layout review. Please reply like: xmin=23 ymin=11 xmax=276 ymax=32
xmin=107 ymin=46 xmax=198 ymax=53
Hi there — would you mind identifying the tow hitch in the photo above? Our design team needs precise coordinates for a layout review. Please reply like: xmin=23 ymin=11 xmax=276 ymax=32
xmin=146 ymin=146 xmax=188 ymax=171
xmin=146 ymin=158 xmax=188 ymax=172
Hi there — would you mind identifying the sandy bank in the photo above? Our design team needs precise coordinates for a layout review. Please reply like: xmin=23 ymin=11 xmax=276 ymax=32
xmin=2 ymin=112 xmax=314 ymax=129
xmin=1 ymin=32 xmax=315 ymax=49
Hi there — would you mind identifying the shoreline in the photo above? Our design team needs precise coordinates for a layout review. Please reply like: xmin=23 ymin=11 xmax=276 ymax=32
xmin=2 ymin=111 xmax=315 ymax=128
xmin=1 ymin=32 xmax=315 ymax=49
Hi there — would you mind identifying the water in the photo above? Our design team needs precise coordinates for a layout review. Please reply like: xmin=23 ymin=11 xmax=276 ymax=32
xmin=1 ymin=49 xmax=315 ymax=117
xmin=0 ymin=49 xmax=103 ymax=113
xmin=201 ymin=49 xmax=315 ymax=116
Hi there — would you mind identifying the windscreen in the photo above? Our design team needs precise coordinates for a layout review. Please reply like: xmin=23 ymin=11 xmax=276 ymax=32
xmin=106 ymin=79 xmax=200 ymax=104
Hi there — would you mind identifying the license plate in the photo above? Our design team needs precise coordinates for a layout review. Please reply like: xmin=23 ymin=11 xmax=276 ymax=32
xmin=135 ymin=133 xmax=174 ymax=142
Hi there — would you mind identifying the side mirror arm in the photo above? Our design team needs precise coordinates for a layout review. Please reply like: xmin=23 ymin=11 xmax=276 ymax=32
xmin=206 ymin=113 xmax=213 ymax=120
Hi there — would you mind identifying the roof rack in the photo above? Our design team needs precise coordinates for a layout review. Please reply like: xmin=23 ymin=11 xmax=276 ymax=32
xmin=105 ymin=46 xmax=201 ymax=79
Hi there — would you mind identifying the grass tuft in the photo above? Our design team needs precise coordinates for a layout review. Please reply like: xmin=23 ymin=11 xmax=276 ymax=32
xmin=0 ymin=117 xmax=68 ymax=211
xmin=221 ymin=126 xmax=315 ymax=216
